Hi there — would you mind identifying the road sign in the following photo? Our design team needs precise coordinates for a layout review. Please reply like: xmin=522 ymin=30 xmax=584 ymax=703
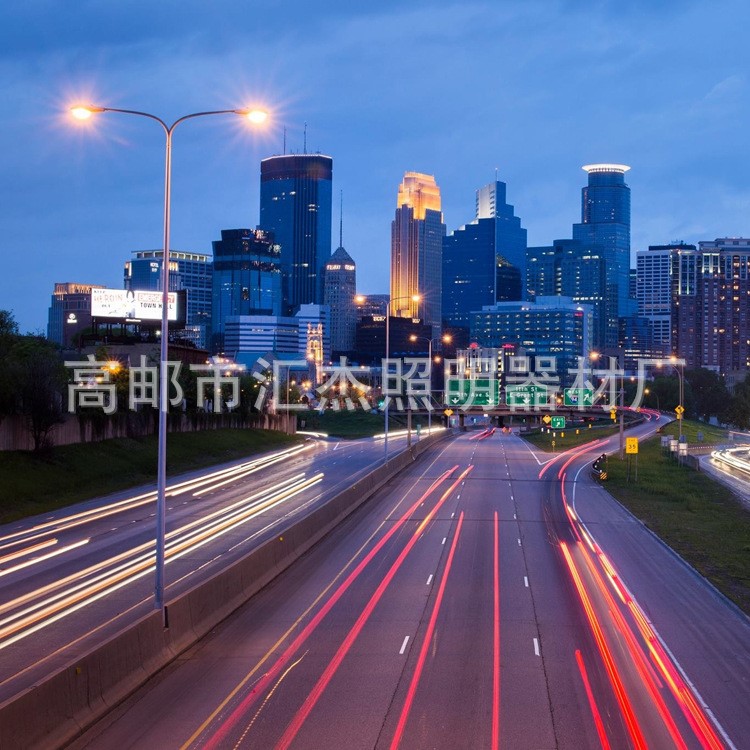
xmin=505 ymin=384 xmax=548 ymax=407
xmin=675 ymin=404 xmax=685 ymax=418
xmin=610 ymin=409 xmax=617 ymax=421
xmin=445 ymin=378 xmax=499 ymax=407
xmin=542 ymin=415 xmax=552 ymax=425
xmin=550 ymin=416 xmax=566 ymax=429
xmin=444 ymin=409 xmax=454 ymax=417
xmin=564 ymin=388 xmax=595 ymax=407
xmin=626 ymin=437 xmax=639 ymax=454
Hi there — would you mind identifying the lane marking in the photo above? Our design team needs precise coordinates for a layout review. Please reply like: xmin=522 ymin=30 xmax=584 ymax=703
xmin=492 ymin=511 xmax=500 ymax=750
xmin=533 ymin=637 xmax=540 ymax=656
xmin=517 ymin=538 xmax=521 ymax=546
xmin=441 ymin=538 xmax=446 ymax=545
xmin=399 ymin=636 xmax=409 ymax=655
xmin=426 ymin=574 xmax=433 ymax=586
xmin=575 ymin=649 xmax=612 ymax=750
xmin=390 ymin=513 xmax=466 ymax=750
xmin=524 ymin=576 xmax=529 ymax=588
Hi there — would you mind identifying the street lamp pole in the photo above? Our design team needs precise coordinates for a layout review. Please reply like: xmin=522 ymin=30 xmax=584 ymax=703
xmin=72 ymin=104 xmax=267 ymax=624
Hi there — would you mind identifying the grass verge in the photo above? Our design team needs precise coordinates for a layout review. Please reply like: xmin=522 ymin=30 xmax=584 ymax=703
xmin=0 ymin=428 xmax=301 ymax=525
xmin=604 ymin=420 xmax=750 ymax=614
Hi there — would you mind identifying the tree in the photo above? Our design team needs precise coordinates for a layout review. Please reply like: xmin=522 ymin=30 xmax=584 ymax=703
xmin=0 ymin=310 xmax=20 ymax=421
xmin=721 ymin=375 xmax=750 ymax=430
xmin=685 ymin=368 xmax=730 ymax=421
xmin=8 ymin=336 xmax=66 ymax=452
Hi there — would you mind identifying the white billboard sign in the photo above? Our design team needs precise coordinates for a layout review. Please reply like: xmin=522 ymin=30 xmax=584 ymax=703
xmin=91 ymin=288 xmax=178 ymax=322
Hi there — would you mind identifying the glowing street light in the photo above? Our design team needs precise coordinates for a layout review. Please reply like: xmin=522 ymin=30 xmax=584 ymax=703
xmin=71 ymin=101 xmax=268 ymax=623
xmin=408 ymin=332 xmax=452 ymax=434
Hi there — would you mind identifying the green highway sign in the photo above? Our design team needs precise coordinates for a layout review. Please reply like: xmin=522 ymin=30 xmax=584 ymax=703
xmin=444 ymin=378 xmax=499 ymax=407
xmin=505 ymin=384 xmax=549 ymax=407
xmin=550 ymin=416 xmax=566 ymax=429
xmin=564 ymin=388 xmax=594 ymax=407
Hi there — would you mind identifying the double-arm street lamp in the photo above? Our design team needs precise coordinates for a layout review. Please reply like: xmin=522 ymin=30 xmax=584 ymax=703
xmin=355 ymin=293 xmax=421 ymax=459
xmin=590 ymin=350 xmax=625 ymax=459
xmin=71 ymin=103 xmax=268 ymax=623
xmin=409 ymin=333 xmax=452 ymax=433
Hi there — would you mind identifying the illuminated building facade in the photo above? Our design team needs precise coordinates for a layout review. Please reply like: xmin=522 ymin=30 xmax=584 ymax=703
xmin=391 ymin=172 xmax=445 ymax=338
xmin=259 ymin=154 xmax=333 ymax=314
xmin=47 ymin=282 xmax=105 ymax=348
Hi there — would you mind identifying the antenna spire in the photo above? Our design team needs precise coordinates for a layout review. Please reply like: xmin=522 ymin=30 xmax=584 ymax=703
xmin=303 ymin=122 xmax=307 ymax=154
xmin=283 ymin=126 xmax=286 ymax=155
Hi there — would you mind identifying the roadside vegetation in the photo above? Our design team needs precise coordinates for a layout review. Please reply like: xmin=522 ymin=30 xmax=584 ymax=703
xmin=522 ymin=420 xmax=622 ymax=452
xmin=0 ymin=428 xmax=300 ymax=524
xmin=299 ymin=409 xmax=431 ymax=439
xmin=604 ymin=420 xmax=750 ymax=614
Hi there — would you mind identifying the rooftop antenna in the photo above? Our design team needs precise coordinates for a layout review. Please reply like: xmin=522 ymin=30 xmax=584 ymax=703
xmin=283 ymin=126 xmax=287 ymax=155
xmin=303 ymin=121 xmax=307 ymax=154
xmin=495 ymin=167 xmax=498 ymax=182
xmin=339 ymin=190 xmax=343 ymax=248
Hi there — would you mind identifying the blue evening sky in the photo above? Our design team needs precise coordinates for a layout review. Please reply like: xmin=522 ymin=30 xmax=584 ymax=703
xmin=1 ymin=0 xmax=748 ymax=333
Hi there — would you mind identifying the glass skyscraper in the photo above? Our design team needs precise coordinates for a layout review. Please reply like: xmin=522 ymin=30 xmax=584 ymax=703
xmin=323 ymin=246 xmax=357 ymax=355
xmin=210 ymin=228 xmax=282 ymax=352
xmin=391 ymin=172 xmax=445 ymax=339
xmin=572 ymin=164 xmax=632 ymax=348
xmin=259 ymin=154 xmax=333 ymax=315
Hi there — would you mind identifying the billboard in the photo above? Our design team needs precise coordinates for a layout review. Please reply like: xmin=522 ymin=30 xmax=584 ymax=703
xmin=91 ymin=288 xmax=182 ymax=323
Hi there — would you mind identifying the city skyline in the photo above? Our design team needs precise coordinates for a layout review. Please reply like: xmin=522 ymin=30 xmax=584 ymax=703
xmin=2 ymin=1 xmax=749 ymax=332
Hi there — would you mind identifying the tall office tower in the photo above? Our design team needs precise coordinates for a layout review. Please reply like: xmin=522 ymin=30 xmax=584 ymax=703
xmin=443 ymin=237 xmax=522 ymax=346
xmin=671 ymin=244 xmax=700 ymax=367
xmin=124 ymin=250 xmax=213 ymax=349
xmin=572 ymin=164 xmax=632 ymax=346
xmin=259 ymin=154 xmax=333 ymax=314
xmin=470 ymin=296 xmax=593 ymax=386
xmin=526 ymin=239 xmax=607 ymax=349
xmin=210 ymin=228 xmax=282 ymax=352
xmin=693 ymin=238 xmax=750 ymax=374
xmin=323 ymin=238 xmax=357 ymax=355
xmin=391 ymin=172 xmax=445 ymax=339
xmin=475 ymin=180 xmax=528 ymax=290
xmin=636 ymin=243 xmax=695 ymax=356
xmin=47 ymin=282 xmax=105 ymax=347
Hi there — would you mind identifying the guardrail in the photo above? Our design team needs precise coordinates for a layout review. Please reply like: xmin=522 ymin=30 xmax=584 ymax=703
xmin=0 ymin=430 xmax=452 ymax=750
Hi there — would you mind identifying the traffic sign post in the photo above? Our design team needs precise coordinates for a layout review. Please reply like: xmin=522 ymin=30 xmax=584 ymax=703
xmin=542 ymin=415 xmax=552 ymax=425
xmin=445 ymin=378 xmax=499 ymax=408
xmin=505 ymin=384 xmax=548 ymax=407
xmin=551 ymin=416 xmax=566 ymax=429
xmin=675 ymin=404 xmax=685 ymax=420
xmin=625 ymin=436 xmax=638 ymax=482
xmin=564 ymin=388 xmax=595 ymax=407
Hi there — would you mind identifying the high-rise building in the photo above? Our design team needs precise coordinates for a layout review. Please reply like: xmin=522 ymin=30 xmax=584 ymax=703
xmin=572 ymin=164 xmax=633 ymax=347
xmin=323 ymin=247 xmax=356 ymax=355
xmin=223 ymin=315 xmax=299 ymax=363
xmin=210 ymin=228 xmax=282 ymax=352
xmin=470 ymin=296 xmax=593 ymax=386
xmin=354 ymin=315 xmax=431 ymax=366
xmin=692 ymin=238 xmax=750 ymax=373
xmin=442 ymin=184 xmax=524 ymax=348
xmin=259 ymin=154 xmax=333 ymax=314
xmin=475 ymin=180 xmax=528 ymax=289
xmin=636 ymin=243 xmax=695 ymax=355
xmin=526 ymin=239 xmax=607 ymax=349
xmin=47 ymin=282 xmax=105 ymax=347
xmin=391 ymin=172 xmax=445 ymax=339
xmin=124 ymin=250 xmax=212 ymax=349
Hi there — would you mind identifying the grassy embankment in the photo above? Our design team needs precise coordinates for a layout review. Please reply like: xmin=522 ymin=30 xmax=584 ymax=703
xmin=603 ymin=420 xmax=750 ymax=614
xmin=0 ymin=429 xmax=301 ymax=524
xmin=522 ymin=419 xmax=622 ymax=452
xmin=299 ymin=409 xmax=430 ymax=439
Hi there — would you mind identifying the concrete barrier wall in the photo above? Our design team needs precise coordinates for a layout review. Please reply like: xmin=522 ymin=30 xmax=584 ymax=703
xmin=0 ymin=431 xmax=450 ymax=750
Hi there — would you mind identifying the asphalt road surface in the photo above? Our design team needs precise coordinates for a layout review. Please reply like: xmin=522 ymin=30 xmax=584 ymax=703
xmin=0 ymin=431 xmax=431 ymax=702
xmin=67 ymin=417 xmax=750 ymax=749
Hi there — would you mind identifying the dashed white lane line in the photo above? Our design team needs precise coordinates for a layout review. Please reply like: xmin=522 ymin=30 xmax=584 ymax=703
xmin=426 ymin=574 xmax=433 ymax=585
xmin=399 ymin=636 xmax=409 ymax=655
xmin=442 ymin=537 xmax=447 ymax=545
xmin=533 ymin=638 xmax=540 ymax=656
xmin=524 ymin=576 xmax=529 ymax=588
xmin=517 ymin=538 xmax=521 ymax=546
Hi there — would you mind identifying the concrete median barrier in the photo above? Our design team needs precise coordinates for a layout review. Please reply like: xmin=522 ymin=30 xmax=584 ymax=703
xmin=0 ymin=430 xmax=450 ymax=750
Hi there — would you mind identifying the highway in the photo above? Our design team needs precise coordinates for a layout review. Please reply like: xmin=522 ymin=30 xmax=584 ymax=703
xmin=0 ymin=430 xmax=441 ymax=703
xmin=66 ymin=416 xmax=750 ymax=750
